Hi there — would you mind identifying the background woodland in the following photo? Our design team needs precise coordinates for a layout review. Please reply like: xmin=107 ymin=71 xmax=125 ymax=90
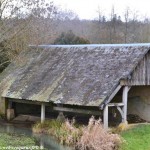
xmin=1 ymin=0 xmax=150 ymax=72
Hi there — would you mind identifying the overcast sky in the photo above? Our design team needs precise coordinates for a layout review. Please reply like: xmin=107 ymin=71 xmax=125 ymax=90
xmin=54 ymin=0 xmax=150 ymax=20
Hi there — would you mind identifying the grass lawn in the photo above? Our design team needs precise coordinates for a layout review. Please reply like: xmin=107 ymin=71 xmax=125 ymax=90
xmin=0 ymin=132 xmax=39 ymax=148
xmin=120 ymin=124 xmax=150 ymax=150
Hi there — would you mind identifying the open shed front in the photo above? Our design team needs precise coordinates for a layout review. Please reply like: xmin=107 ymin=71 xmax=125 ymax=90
xmin=103 ymin=85 xmax=150 ymax=129
xmin=4 ymin=97 xmax=102 ymax=124
xmin=128 ymin=86 xmax=150 ymax=122
xmin=3 ymin=85 xmax=150 ymax=129
xmin=1 ymin=44 xmax=150 ymax=129
xmin=102 ymin=86 xmax=129 ymax=129
xmin=5 ymin=85 xmax=150 ymax=128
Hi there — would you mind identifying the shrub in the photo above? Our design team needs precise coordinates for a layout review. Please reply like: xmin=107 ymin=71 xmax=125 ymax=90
xmin=32 ymin=119 xmax=81 ymax=146
xmin=76 ymin=116 xmax=122 ymax=150
xmin=53 ymin=30 xmax=90 ymax=45
xmin=53 ymin=119 xmax=82 ymax=145
xmin=32 ymin=120 xmax=62 ymax=133
xmin=32 ymin=117 xmax=122 ymax=150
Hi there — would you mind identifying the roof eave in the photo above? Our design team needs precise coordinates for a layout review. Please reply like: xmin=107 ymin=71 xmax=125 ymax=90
xmin=99 ymin=83 xmax=122 ymax=110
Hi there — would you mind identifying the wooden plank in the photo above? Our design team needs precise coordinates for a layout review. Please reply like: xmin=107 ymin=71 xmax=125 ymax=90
xmin=107 ymin=103 xmax=124 ymax=107
xmin=53 ymin=107 xmax=101 ymax=115
xmin=6 ymin=98 xmax=52 ymax=106
xmin=103 ymin=105 xmax=108 ymax=129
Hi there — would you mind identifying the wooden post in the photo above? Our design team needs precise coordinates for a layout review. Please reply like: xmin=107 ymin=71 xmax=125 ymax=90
xmin=103 ymin=105 xmax=108 ymax=129
xmin=8 ymin=101 xmax=12 ymax=109
xmin=41 ymin=103 xmax=45 ymax=123
xmin=122 ymin=86 xmax=128 ymax=123
xmin=7 ymin=101 xmax=15 ymax=121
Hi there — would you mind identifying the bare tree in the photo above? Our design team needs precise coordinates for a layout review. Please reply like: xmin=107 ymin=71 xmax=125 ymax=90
xmin=130 ymin=10 xmax=139 ymax=42
xmin=142 ymin=17 xmax=150 ymax=42
xmin=96 ymin=6 xmax=104 ymax=23
xmin=0 ymin=0 xmax=58 ymax=72
xmin=57 ymin=9 xmax=79 ymax=21
xmin=124 ymin=7 xmax=130 ymax=43
xmin=108 ymin=6 xmax=117 ymax=43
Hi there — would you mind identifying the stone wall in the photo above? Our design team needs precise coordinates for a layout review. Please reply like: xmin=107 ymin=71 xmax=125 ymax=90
xmin=128 ymin=86 xmax=150 ymax=121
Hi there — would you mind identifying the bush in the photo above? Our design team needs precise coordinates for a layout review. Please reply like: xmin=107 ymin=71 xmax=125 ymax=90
xmin=33 ymin=117 xmax=122 ymax=150
xmin=53 ymin=119 xmax=82 ymax=145
xmin=54 ymin=30 xmax=90 ymax=45
xmin=32 ymin=119 xmax=81 ymax=146
xmin=76 ymin=116 xmax=121 ymax=150
xmin=32 ymin=120 xmax=62 ymax=133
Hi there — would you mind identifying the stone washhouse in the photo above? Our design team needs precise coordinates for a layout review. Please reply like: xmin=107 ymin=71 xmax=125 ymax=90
xmin=0 ymin=43 xmax=150 ymax=128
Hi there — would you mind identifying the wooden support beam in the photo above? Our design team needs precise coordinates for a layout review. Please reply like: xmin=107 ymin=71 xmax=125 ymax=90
xmin=41 ymin=103 xmax=45 ymax=123
xmin=103 ymin=105 xmax=108 ymax=130
xmin=6 ymin=98 xmax=52 ymax=106
xmin=7 ymin=100 xmax=15 ymax=121
xmin=107 ymin=103 xmax=124 ymax=107
xmin=53 ymin=107 xmax=101 ymax=115
xmin=106 ymin=85 xmax=122 ymax=104
xmin=117 ymin=106 xmax=124 ymax=121
xmin=122 ymin=86 xmax=129 ymax=123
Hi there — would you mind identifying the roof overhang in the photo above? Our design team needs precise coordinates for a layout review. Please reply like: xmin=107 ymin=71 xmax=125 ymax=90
xmin=99 ymin=84 xmax=122 ymax=110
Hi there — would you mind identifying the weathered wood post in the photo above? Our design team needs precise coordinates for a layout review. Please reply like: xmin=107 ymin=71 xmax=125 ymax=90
xmin=7 ymin=101 xmax=15 ymax=121
xmin=122 ymin=86 xmax=129 ymax=123
xmin=103 ymin=104 xmax=108 ymax=129
xmin=41 ymin=103 xmax=45 ymax=123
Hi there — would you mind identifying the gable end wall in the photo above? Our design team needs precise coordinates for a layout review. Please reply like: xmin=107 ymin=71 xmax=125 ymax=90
xmin=127 ymin=51 xmax=150 ymax=85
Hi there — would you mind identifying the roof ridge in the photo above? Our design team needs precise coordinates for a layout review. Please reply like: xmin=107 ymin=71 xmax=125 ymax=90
xmin=29 ymin=43 xmax=150 ymax=48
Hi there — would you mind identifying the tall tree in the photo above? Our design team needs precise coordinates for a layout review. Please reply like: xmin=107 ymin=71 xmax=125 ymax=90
xmin=124 ymin=7 xmax=130 ymax=43
xmin=108 ymin=6 xmax=117 ymax=43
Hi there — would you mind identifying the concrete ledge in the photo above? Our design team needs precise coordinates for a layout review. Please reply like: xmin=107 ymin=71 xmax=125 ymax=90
xmin=13 ymin=115 xmax=41 ymax=122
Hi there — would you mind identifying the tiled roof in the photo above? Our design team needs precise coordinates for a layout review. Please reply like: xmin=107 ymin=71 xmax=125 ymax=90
xmin=0 ymin=44 xmax=150 ymax=106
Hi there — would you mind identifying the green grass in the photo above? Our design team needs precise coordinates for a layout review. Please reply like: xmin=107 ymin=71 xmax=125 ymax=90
xmin=120 ymin=124 xmax=150 ymax=150
xmin=0 ymin=132 xmax=43 ymax=149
